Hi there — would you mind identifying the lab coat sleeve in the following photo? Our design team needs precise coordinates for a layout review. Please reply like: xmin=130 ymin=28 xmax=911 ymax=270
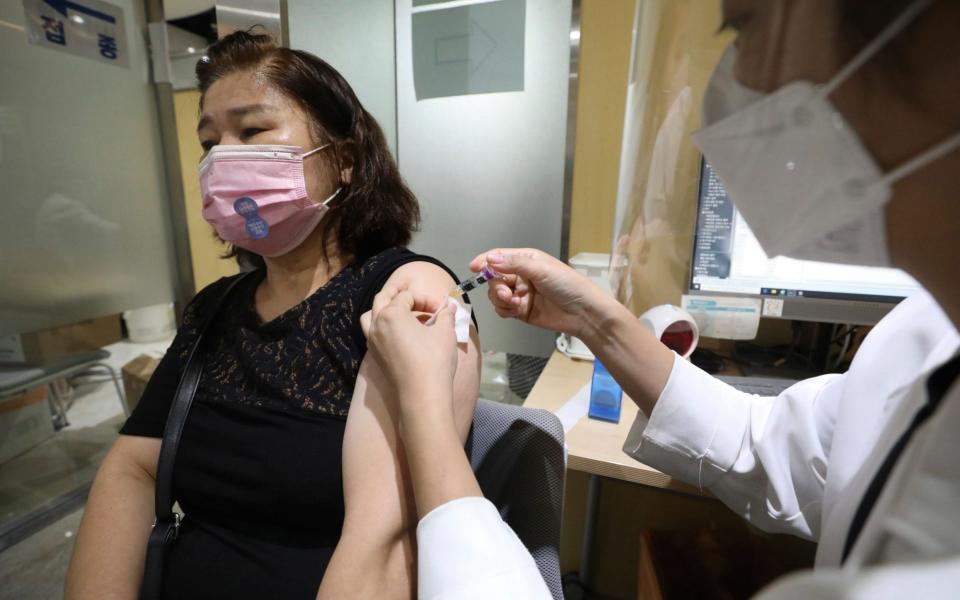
xmin=753 ymin=556 xmax=960 ymax=599
xmin=629 ymin=354 xmax=843 ymax=540
xmin=416 ymin=496 xmax=552 ymax=600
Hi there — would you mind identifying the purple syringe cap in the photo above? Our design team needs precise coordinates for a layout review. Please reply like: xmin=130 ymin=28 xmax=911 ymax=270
xmin=481 ymin=265 xmax=502 ymax=280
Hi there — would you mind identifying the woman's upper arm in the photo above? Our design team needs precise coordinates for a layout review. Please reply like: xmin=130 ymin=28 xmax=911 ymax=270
xmin=383 ymin=261 xmax=482 ymax=436
xmin=324 ymin=262 xmax=480 ymax=595
xmin=340 ymin=260 xmax=480 ymax=525
xmin=108 ymin=435 xmax=162 ymax=481
xmin=353 ymin=259 xmax=480 ymax=438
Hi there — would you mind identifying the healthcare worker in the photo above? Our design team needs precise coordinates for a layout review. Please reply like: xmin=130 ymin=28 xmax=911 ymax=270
xmin=363 ymin=0 xmax=960 ymax=597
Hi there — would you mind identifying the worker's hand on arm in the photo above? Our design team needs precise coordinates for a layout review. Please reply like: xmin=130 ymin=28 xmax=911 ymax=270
xmin=324 ymin=269 xmax=481 ymax=600
xmin=361 ymin=285 xmax=459 ymax=415
xmin=364 ymin=286 xmax=552 ymax=600
xmin=469 ymin=248 xmax=616 ymax=340
xmin=359 ymin=284 xmax=483 ymax=518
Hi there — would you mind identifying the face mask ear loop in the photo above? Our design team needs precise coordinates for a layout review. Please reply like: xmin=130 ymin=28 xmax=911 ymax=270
xmin=876 ymin=132 xmax=960 ymax=188
xmin=321 ymin=187 xmax=343 ymax=207
xmin=301 ymin=142 xmax=332 ymax=159
xmin=815 ymin=0 xmax=935 ymax=102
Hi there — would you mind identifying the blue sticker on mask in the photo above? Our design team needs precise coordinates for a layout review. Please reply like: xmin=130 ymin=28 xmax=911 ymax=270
xmin=234 ymin=197 xmax=269 ymax=240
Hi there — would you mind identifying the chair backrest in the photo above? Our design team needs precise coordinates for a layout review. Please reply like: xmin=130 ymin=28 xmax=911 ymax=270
xmin=467 ymin=398 xmax=566 ymax=600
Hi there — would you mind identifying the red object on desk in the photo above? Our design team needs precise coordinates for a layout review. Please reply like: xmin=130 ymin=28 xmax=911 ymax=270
xmin=659 ymin=322 xmax=696 ymax=356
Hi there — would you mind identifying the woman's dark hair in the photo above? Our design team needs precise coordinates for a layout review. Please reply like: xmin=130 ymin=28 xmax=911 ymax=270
xmin=196 ymin=30 xmax=419 ymax=268
xmin=840 ymin=0 xmax=921 ymax=63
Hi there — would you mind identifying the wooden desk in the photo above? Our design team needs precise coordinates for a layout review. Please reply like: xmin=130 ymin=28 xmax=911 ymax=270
xmin=524 ymin=352 xmax=816 ymax=596
xmin=524 ymin=351 xmax=701 ymax=494
xmin=523 ymin=351 xmax=706 ymax=588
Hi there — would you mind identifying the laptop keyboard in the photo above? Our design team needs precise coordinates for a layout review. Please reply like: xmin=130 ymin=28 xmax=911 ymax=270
xmin=717 ymin=375 xmax=799 ymax=396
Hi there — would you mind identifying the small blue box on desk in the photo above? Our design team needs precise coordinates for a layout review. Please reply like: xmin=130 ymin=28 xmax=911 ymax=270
xmin=588 ymin=360 xmax=622 ymax=423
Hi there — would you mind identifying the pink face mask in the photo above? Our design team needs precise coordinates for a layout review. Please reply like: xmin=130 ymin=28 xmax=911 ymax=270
xmin=199 ymin=144 xmax=341 ymax=258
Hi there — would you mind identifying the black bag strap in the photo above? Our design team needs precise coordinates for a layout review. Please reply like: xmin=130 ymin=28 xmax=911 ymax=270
xmin=841 ymin=353 xmax=960 ymax=562
xmin=154 ymin=272 xmax=255 ymax=524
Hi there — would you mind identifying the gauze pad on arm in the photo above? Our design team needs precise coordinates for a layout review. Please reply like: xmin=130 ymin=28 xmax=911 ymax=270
xmin=452 ymin=297 xmax=473 ymax=344
xmin=426 ymin=296 xmax=473 ymax=343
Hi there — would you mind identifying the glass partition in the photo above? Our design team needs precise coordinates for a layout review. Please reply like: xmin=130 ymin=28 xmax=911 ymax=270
xmin=1 ymin=0 xmax=178 ymax=337
xmin=0 ymin=0 xmax=181 ymax=555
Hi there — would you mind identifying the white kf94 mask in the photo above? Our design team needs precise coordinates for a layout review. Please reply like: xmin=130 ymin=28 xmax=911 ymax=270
xmin=693 ymin=0 xmax=960 ymax=268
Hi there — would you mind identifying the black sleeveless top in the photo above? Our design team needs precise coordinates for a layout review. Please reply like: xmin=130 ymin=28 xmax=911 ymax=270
xmin=120 ymin=247 xmax=471 ymax=599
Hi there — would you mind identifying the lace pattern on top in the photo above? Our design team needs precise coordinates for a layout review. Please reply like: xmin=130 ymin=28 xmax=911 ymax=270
xmin=172 ymin=249 xmax=401 ymax=419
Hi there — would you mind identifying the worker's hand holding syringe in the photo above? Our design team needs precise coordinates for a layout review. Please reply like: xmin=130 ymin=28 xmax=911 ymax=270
xmin=469 ymin=248 xmax=610 ymax=338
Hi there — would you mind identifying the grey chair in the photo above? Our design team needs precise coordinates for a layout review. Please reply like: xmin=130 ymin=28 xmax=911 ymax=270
xmin=467 ymin=398 xmax=566 ymax=600
xmin=0 ymin=349 xmax=126 ymax=430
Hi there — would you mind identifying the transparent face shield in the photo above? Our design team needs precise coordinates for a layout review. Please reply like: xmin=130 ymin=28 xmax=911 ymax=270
xmin=611 ymin=0 xmax=733 ymax=314
xmin=611 ymin=0 xmax=957 ymax=315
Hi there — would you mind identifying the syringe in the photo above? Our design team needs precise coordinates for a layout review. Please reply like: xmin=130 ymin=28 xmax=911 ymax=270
xmin=425 ymin=266 xmax=502 ymax=326
xmin=449 ymin=265 xmax=502 ymax=298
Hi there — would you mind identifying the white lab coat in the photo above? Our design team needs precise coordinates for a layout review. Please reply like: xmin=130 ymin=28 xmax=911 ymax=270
xmin=416 ymin=291 xmax=960 ymax=599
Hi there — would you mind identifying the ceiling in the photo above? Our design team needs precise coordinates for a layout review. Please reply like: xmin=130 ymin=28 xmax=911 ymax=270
xmin=164 ymin=0 xmax=215 ymax=21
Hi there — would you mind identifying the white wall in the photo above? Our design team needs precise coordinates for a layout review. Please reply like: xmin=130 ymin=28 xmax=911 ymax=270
xmin=396 ymin=0 xmax=572 ymax=356
xmin=286 ymin=0 xmax=573 ymax=355
xmin=287 ymin=0 xmax=398 ymax=154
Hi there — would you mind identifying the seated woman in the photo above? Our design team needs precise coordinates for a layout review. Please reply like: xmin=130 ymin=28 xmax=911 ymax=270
xmin=64 ymin=31 xmax=480 ymax=600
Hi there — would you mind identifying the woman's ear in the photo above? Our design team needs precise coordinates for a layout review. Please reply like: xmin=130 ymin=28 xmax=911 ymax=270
xmin=337 ymin=140 xmax=356 ymax=185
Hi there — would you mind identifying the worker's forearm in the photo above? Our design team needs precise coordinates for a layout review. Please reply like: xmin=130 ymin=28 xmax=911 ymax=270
xmin=398 ymin=390 xmax=483 ymax=519
xmin=579 ymin=295 xmax=675 ymax=416
xmin=64 ymin=458 xmax=155 ymax=600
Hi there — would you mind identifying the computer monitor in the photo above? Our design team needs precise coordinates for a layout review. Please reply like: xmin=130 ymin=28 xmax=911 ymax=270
xmin=688 ymin=158 xmax=921 ymax=325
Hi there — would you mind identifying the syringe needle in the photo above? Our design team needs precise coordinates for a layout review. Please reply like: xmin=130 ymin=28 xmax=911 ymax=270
xmin=448 ymin=265 xmax=502 ymax=298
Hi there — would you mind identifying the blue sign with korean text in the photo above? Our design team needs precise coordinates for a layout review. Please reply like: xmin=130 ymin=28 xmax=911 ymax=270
xmin=22 ymin=0 xmax=128 ymax=68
